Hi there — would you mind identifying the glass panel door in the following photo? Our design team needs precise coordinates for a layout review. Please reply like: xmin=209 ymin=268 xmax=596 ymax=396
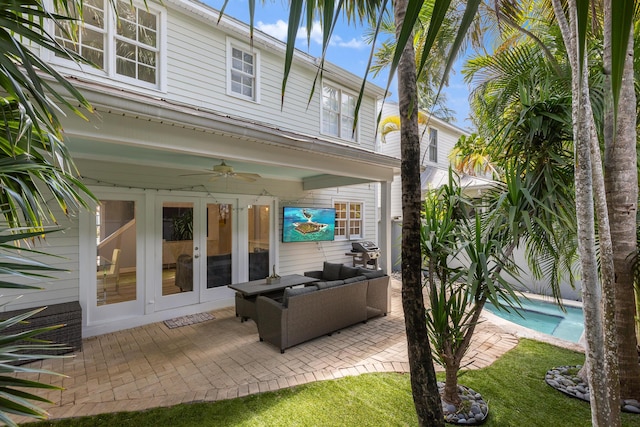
xmin=96 ymin=200 xmax=137 ymax=306
xmin=205 ymin=203 xmax=233 ymax=288
xmin=157 ymin=199 xmax=199 ymax=310
xmin=248 ymin=204 xmax=270 ymax=280
xmin=162 ymin=202 xmax=194 ymax=296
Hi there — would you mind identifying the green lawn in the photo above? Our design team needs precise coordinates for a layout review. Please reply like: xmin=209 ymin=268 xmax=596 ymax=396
xmin=28 ymin=339 xmax=640 ymax=426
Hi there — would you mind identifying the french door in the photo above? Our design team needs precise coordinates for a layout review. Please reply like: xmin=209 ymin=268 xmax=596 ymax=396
xmin=87 ymin=193 xmax=145 ymax=324
xmin=155 ymin=196 xmax=237 ymax=311
xmin=84 ymin=191 xmax=275 ymax=326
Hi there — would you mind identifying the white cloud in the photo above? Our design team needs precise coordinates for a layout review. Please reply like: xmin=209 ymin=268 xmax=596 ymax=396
xmin=295 ymin=21 xmax=366 ymax=49
xmin=256 ymin=20 xmax=289 ymax=41
xmin=336 ymin=37 xmax=366 ymax=49
xmin=296 ymin=21 xmax=324 ymax=45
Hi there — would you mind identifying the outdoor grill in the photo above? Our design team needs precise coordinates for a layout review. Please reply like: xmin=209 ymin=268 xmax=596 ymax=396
xmin=350 ymin=241 xmax=381 ymax=270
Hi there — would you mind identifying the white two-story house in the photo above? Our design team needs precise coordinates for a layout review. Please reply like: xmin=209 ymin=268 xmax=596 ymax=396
xmin=377 ymin=103 xmax=579 ymax=299
xmin=8 ymin=0 xmax=400 ymax=336
xmin=377 ymin=102 xmax=495 ymax=270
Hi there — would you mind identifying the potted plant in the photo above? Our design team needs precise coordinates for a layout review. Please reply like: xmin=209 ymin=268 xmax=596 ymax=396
xmin=172 ymin=209 xmax=193 ymax=241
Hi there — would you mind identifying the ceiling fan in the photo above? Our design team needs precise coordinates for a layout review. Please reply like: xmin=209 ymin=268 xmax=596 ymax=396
xmin=181 ymin=160 xmax=261 ymax=182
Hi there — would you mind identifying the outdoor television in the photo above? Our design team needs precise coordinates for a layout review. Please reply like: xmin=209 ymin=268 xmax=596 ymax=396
xmin=282 ymin=206 xmax=336 ymax=243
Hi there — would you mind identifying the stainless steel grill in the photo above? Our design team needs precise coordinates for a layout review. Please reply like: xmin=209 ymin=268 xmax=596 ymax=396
xmin=349 ymin=241 xmax=381 ymax=269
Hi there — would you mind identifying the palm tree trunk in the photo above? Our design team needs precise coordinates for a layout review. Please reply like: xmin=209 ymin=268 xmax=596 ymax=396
xmin=443 ymin=359 xmax=461 ymax=405
xmin=604 ymin=18 xmax=640 ymax=400
xmin=551 ymin=1 xmax=618 ymax=425
xmin=586 ymin=2 xmax=620 ymax=418
xmin=393 ymin=1 xmax=443 ymax=425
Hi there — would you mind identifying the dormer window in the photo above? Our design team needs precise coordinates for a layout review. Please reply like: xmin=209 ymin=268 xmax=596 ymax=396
xmin=52 ymin=0 xmax=163 ymax=89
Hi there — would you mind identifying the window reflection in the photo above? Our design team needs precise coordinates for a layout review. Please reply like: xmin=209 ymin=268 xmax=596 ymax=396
xmin=96 ymin=200 xmax=136 ymax=305
xmin=206 ymin=204 xmax=233 ymax=288
xmin=162 ymin=203 xmax=193 ymax=296
xmin=248 ymin=205 xmax=270 ymax=280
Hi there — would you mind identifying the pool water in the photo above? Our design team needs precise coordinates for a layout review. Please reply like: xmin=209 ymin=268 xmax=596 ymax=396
xmin=484 ymin=298 xmax=584 ymax=343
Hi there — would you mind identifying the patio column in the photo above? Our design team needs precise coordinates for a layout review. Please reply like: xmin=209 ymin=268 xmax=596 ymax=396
xmin=378 ymin=180 xmax=392 ymax=273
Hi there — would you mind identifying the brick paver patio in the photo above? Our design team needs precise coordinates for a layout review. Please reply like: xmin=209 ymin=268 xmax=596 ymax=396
xmin=19 ymin=278 xmax=520 ymax=421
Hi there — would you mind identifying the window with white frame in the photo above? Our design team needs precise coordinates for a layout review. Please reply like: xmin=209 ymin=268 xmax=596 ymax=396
xmin=227 ymin=39 xmax=259 ymax=102
xmin=428 ymin=128 xmax=438 ymax=163
xmin=334 ymin=201 xmax=363 ymax=240
xmin=322 ymin=84 xmax=358 ymax=142
xmin=53 ymin=0 xmax=161 ymax=87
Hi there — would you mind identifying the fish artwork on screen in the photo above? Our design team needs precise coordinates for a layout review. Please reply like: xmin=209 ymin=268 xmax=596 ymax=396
xmin=282 ymin=207 xmax=336 ymax=243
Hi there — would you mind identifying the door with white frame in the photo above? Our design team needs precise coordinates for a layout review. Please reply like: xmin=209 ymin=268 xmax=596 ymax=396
xmin=155 ymin=196 xmax=239 ymax=310
xmin=88 ymin=193 xmax=145 ymax=324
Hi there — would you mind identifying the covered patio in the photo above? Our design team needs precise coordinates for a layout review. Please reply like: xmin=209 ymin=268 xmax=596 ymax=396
xmin=19 ymin=277 xmax=519 ymax=421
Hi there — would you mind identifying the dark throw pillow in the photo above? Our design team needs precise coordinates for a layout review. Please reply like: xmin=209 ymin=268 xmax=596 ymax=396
xmin=323 ymin=262 xmax=343 ymax=281
xmin=339 ymin=265 xmax=361 ymax=280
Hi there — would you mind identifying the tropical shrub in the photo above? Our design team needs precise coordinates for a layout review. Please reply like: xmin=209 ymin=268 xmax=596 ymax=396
xmin=0 ymin=228 xmax=72 ymax=426
xmin=422 ymin=170 xmax=521 ymax=407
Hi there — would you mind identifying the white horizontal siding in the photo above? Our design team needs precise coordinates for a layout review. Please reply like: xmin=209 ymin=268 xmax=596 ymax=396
xmin=60 ymin=2 xmax=375 ymax=150
xmin=377 ymin=103 xmax=469 ymax=218
xmin=277 ymin=183 xmax=378 ymax=275
xmin=0 ymin=211 xmax=80 ymax=312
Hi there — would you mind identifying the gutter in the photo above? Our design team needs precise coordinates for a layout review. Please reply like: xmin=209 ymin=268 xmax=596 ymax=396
xmin=61 ymin=77 xmax=401 ymax=173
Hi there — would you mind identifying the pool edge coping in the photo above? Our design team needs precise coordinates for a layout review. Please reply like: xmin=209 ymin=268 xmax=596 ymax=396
xmin=481 ymin=291 xmax=585 ymax=353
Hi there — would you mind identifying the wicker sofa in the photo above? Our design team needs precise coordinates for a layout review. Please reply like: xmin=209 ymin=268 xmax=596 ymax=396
xmin=303 ymin=263 xmax=391 ymax=319
xmin=255 ymin=262 xmax=391 ymax=353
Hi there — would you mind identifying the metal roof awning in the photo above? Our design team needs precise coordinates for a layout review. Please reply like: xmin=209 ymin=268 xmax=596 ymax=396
xmin=56 ymin=78 xmax=400 ymax=190
xmin=420 ymin=166 xmax=496 ymax=194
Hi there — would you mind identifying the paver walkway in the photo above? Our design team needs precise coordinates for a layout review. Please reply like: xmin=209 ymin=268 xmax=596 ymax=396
xmin=20 ymin=278 xmax=519 ymax=422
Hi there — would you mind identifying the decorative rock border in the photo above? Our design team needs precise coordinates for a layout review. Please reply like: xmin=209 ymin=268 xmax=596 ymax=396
xmin=546 ymin=365 xmax=640 ymax=414
xmin=438 ymin=382 xmax=489 ymax=425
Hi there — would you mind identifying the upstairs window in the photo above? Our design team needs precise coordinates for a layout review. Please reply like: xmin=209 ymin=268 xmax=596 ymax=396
xmin=428 ymin=128 xmax=438 ymax=163
xmin=54 ymin=0 xmax=106 ymax=66
xmin=334 ymin=201 xmax=363 ymax=240
xmin=227 ymin=39 xmax=260 ymax=102
xmin=322 ymin=84 xmax=358 ymax=142
xmin=115 ymin=2 xmax=158 ymax=84
xmin=53 ymin=0 xmax=162 ymax=88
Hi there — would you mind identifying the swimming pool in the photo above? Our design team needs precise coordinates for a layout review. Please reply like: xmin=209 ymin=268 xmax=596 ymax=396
xmin=484 ymin=298 xmax=584 ymax=343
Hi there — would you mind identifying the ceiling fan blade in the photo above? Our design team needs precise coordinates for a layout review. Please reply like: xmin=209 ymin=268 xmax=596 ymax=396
xmin=232 ymin=173 xmax=259 ymax=182
xmin=180 ymin=172 xmax=216 ymax=177
xmin=238 ymin=172 xmax=261 ymax=179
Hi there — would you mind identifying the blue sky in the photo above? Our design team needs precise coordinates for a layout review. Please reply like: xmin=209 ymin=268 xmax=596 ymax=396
xmin=206 ymin=1 xmax=473 ymax=129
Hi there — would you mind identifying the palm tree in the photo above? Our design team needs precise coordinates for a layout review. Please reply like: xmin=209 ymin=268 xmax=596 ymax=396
xmin=467 ymin=1 xmax=634 ymax=424
xmin=1 ymin=0 xmax=95 ymax=227
xmin=237 ymin=0 xmax=635 ymax=424
xmin=464 ymin=34 xmax=578 ymax=294
xmin=421 ymin=171 xmax=521 ymax=410
xmin=391 ymin=1 xmax=444 ymax=423
xmin=378 ymin=109 xmax=432 ymax=143
xmin=0 ymin=0 xmax=99 ymax=423
xmin=602 ymin=5 xmax=640 ymax=401
xmin=448 ymin=134 xmax=498 ymax=178
xmin=368 ymin=0 xmax=462 ymax=120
